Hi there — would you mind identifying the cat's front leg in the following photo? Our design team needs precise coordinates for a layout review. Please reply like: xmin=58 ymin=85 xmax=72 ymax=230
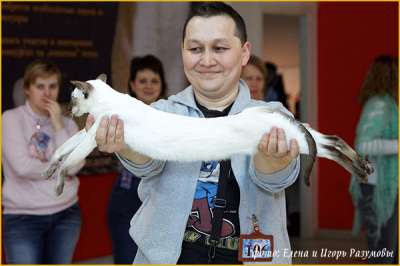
xmin=44 ymin=129 xmax=88 ymax=179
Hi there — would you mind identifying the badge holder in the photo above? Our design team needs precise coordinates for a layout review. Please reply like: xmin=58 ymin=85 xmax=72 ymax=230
xmin=238 ymin=215 xmax=274 ymax=262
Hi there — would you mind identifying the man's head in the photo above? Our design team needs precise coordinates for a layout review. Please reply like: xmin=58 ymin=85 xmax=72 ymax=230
xmin=181 ymin=2 xmax=251 ymax=105
xmin=182 ymin=2 xmax=247 ymax=45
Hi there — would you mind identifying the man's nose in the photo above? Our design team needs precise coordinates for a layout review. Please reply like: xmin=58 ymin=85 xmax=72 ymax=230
xmin=200 ymin=50 xmax=216 ymax=66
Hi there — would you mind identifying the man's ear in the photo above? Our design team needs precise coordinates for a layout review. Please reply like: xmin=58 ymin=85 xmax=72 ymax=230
xmin=241 ymin=41 xmax=251 ymax=66
xmin=96 ymin=73 xmax=107 ymax=83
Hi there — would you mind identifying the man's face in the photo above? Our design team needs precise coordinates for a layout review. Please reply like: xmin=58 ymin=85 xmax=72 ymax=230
xmin=182 ymin=15 xmax=250 ymax=101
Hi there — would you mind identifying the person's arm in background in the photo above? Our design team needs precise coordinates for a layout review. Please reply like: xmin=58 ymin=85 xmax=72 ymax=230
xmin=358 ymin=139 xmax=398 ymax=156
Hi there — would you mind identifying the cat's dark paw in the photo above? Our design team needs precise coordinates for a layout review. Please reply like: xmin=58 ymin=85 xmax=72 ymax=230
xmin=55 ymin=169 xmax=67 ymax=196
xmin=55 ymin=182 xmax=65 ymax=197
xmin=44 ymin=161 xmax=60 ymax=179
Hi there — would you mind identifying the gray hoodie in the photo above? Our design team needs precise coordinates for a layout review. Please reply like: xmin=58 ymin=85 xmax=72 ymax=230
xmin=118 ymin=80 xmax=300 ymax=264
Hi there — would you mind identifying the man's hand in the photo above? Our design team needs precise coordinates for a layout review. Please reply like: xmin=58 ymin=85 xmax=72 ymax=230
xmin=86 ymin=114 xmax=127 ymax=153
xmin=85 ymin=114 xmax=151 ymax=164
xmin=254 ymin=127 xmax=299 ymax=174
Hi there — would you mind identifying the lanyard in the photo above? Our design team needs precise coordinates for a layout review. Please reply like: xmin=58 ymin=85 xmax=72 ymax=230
xmin=208 ymin=159 xmax=231 ymax=262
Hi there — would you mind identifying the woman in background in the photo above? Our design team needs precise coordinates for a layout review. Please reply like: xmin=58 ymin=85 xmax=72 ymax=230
xmin=107 ymin=54 xmax=167 ymax=264
xmin=349 ymin=55 xmax=398 ymax=264
xmin=241 ymin=54 xmax=267 ymax=101
xmin=2 ymin=59 xmax=84 ymax=264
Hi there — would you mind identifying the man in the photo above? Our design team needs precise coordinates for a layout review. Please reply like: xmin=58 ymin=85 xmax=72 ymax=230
xmin=88 ymin=2 xmax=300 ymax=264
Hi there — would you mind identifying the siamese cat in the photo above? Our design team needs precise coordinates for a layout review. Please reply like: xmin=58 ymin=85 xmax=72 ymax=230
xmin=44 ymin=74 xmax=373 ymax=196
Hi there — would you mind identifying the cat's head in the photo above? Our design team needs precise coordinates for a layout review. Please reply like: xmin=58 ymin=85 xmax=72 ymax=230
xmin=70 ymin=73 xmax=107 ymax=116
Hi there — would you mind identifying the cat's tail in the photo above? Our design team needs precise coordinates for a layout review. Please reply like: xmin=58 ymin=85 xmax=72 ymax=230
xmin=298 ymin=123 xmax=317 ymax=186
xmin=244 ymin=106 xmax=317 ymax=186
xmin=307 ymin=127 xmax=373 ymax=181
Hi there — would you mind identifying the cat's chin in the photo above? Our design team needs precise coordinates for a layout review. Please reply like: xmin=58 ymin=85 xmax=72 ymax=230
xmin=71 ymin=107 xmax=84 ymax=117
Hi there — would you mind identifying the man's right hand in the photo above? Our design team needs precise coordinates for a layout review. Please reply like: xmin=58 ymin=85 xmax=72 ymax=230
xmin=85 ymin=114 xmax=151 ymax=164
xmin=86 ymin=114 xmax=127 ymax=153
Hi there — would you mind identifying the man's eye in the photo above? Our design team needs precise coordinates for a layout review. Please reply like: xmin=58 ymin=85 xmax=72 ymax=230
xmin=188 ymin=47 xmax=201 ymax=53
xmin=215 ymin=47 xmax=228 ymax=52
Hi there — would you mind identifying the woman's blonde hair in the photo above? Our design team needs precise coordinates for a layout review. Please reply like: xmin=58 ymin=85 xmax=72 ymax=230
xmin=359 ymin=55 xmax=398 ymax=106
xmin=23 ymin=59 xmax=62 ymax=89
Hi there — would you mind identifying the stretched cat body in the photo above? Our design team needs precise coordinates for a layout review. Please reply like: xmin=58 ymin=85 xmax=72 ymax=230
xmin=45 ymin=75 xmax=373 ymax=196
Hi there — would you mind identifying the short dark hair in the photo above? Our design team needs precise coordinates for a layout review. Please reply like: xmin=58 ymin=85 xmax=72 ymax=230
xmin=182 ymin=2 xmax=247 ymax=45
xmin=128 ymin=55 xmax=167 ymax=99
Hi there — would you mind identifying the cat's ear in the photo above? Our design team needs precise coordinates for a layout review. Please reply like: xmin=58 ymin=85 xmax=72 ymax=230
xmin=70 ymin=80 xmax=81 ymax=88
xmin=96 ymin=74 xmax=107 ymax=83
xmin=70 ymin=80 xmax=93 ymax=98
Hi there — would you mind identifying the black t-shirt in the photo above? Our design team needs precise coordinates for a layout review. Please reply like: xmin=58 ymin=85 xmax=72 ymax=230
xmin=182 ymin=101 xmax=241 ymax=253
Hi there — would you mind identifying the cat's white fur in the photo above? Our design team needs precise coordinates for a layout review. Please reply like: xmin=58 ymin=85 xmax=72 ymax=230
xmin=46 ymin=76 xmax=373 ymax=195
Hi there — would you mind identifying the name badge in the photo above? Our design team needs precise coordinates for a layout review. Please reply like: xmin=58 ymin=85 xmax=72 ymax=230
xmin=238 ymin=215 xmax=274 ymax=262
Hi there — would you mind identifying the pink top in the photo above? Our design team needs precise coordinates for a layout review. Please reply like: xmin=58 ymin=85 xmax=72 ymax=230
xmin=2 ymin=101 xmax=83 ymax=215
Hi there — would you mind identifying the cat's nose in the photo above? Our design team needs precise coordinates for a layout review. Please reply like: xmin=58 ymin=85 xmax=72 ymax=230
xmin=71 ymin=96 xmax=77 ymax=106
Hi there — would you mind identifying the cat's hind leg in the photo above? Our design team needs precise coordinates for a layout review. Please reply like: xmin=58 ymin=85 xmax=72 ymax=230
xmin=55 ymin=121 xmax=100 ymax=196
xmin=44 ymin=129 xmax=88 ymax=179
xmin=318 ymin=136 xmax=373 ymax=181
xmin=320 ymin=133 xmax=374 ymax=177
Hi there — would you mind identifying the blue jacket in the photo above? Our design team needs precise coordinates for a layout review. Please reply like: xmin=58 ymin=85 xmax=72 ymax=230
xmin=118 ymin=80 xmax=300 ymax=264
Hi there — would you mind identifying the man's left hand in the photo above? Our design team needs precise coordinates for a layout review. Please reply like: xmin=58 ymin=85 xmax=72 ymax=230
xmin=254 ymin=127 xmax=299 ymax=174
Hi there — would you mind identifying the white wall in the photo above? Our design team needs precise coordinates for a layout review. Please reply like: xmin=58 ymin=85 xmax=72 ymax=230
xmin=228 ymin=2 xmax=263 ymax=56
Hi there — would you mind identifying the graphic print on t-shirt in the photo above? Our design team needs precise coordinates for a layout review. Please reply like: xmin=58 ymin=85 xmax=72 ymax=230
xmin=186 ymin=160 xmax=235 ymax=238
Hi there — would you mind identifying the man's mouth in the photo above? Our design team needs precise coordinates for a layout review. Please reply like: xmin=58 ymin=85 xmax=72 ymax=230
xmin=197 ymin=71 xmax=221 ymax=78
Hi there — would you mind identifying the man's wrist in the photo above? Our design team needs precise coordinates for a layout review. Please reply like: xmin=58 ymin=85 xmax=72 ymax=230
xmin=254 ymin=151 xmax=293 ymax=175
xmin=119 ymin=147 xmax=151 ymax=165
